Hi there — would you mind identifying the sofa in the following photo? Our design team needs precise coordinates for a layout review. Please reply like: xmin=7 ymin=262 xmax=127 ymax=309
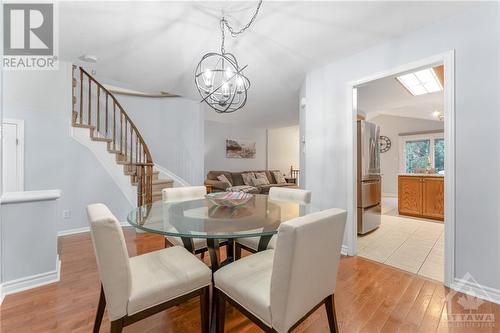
xmin=205 ymin=170 xmax=298 ymax=194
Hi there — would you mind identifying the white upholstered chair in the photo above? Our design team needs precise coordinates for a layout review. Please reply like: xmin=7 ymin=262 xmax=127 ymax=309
xmin=87 ymin=203 xmax=212 ymax=333
xmin=214 ymin=208 xmax=347 ymax=333
xmin=235 ymin=187 xmax=312 ymax=259
xmin=162 ymin=186 xmax=209 ymax=254
xmin=268 ymin=187 xmax=312 ymax=205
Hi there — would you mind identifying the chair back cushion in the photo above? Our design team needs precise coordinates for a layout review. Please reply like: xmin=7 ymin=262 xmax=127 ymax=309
xmin=87 ymin=203 xmax=132 ymax=320
xmin=270 ymin=208 xmax=347 ymax=332
xmin=269 ymin=187 xmax=312 ymax=205
xmin=162 ymin=186 xmax=207 ymax=202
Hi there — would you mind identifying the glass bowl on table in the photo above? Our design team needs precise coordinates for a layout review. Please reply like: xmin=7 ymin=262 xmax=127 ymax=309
xmin=205 ymin=191 xmax=253 ymax=208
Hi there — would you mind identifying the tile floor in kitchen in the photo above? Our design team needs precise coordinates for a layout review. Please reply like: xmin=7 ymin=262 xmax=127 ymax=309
xmin=357 ymin=197 xmax=444 ymax=282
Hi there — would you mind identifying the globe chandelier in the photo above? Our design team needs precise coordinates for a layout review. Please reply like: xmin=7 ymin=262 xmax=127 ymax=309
xmin=195 ymin=1 xmax=263 ymax=113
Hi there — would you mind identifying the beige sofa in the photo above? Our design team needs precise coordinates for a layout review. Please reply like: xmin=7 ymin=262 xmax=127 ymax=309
xmin=205 ymin=170 xmax=297 ymax=194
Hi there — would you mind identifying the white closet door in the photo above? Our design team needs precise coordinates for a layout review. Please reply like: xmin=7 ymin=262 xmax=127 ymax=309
xmin=2 ymin=122 xmax=20 ymax=192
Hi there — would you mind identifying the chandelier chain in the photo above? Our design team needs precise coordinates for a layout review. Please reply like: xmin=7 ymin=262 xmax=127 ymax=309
xmin=220 ymin=0 xmax=263 ymax=54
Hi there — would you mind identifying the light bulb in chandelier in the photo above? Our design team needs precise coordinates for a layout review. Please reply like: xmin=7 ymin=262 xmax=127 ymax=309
xmin=202 ymin=69 xmax=213 ymax=89
xmin=224 ymin=67 xmax=234 ymax=80
xmin=194 ymin=0 xmax=262 ymax=113
xmin=236 ymin=76 xmax=244 ymax=94
xmin=221 ymin=82 xmax=230 ymax=99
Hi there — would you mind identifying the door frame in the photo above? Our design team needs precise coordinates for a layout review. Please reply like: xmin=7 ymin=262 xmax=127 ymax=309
xmin=3 ymin=118 xmax=24 ymax=192
xmin=347 ymin=50 xmax=455 ymax=287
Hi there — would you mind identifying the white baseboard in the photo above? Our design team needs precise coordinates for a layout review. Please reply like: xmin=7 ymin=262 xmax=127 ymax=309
xmin=341 ymin=244 xmax=349 ymax=256
xmin=451 ymin=277 xmax=500 ymax=305
xmin=382 ymin=193 xmax=397 ymax=198
xmin=0 ymin=284 xmax=4 ymax=305
xmin=1 ymin=256 xmax=61 ymax=300
xmin=58 ymin=222 xmax=131 ymax=237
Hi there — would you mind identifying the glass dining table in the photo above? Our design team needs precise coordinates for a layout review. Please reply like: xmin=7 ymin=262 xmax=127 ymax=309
xmin=127 ymin=193 xmax=314 ymax=332
xmin=127 ymin=194 xmax=313 ymax=271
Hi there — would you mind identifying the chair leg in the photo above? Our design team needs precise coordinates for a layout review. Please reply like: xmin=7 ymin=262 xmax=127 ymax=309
xmin=164 ymin=237 xmax=169 ymax=248
xmin=201 ymin=251 xmax=205 ymax=260
xmin=215 ymin=289 xmax=226 ymax=333
xmin=325 ymin=294 xmax=339 ymax=333
xmin=235 ymin=243 xmax=242 ymax=260
xmin=110 ymin=319 xmax=124 ymax=333
xmin=200 ymin=286 xmax=210 ymax=333
xmin=93 ymin=285 xmax=106 ymax=333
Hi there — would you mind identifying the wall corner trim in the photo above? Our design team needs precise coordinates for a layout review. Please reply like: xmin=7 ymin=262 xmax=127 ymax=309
xmin=0 ymin=284 xmax=4 ymax=306
xmin=57 ymin=222 xmax=131 ymax=237
xmin=451 ymin=278 xmax=500 ymax=306
xmin=1 ymin=256 xmax=61 ymax=299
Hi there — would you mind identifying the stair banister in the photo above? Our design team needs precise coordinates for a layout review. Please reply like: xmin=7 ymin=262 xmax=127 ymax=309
xmin=72 ymin=65 xmax=154 ymax=206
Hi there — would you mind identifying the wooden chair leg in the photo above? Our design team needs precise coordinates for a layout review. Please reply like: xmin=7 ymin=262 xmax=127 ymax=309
xmin=325 ymin=294 xmax=339 ymax=333
xmin=235 ymin=243 xmax=242 ymax=260
xmin=215 ymin=289 xmax=226 ymax=333
xmin=200 ymin=286 xmax=210 ymax=333
xmin=110 ymin=318 xmax=124 ymax=333
xmin=93 ymin=285 xmax=106 ymax=333
xmin=201 ymin=251 xmax=205 ymax=260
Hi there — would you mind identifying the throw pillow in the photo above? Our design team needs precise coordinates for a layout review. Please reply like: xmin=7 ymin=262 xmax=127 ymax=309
xmin=227 ymin=185 xmax=258 ymax=193
xmin=241 ymin=172 xmax=255 ymax=186
xmin=254 ymin=172 xmax=270 ymax=185
xmin=273 ymin=171 xmax=287 ymax=184
xmin=252 ymin=177 xmax=269 ymax=187
xmin=217 ymin=174 xmax=232 ymax=186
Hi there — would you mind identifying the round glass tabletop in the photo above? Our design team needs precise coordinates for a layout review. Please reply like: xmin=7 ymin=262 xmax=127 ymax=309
xmin=127 ymin=194 xmax=311 ymax=239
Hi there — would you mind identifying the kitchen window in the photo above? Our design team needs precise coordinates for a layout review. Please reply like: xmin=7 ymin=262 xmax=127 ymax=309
xmin=400 ymin=133 xmax=444 ymax=173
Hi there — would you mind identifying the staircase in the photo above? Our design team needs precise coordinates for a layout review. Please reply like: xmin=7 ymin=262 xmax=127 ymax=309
xmin=71 ymin=66 xmax=173 ymax=206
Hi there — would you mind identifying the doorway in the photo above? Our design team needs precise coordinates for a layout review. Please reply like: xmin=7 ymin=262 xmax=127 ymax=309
xmin=2 ymin=119 xmax=24 ymax=192
xmin=349 ymin=52 xmax=455 ymax=287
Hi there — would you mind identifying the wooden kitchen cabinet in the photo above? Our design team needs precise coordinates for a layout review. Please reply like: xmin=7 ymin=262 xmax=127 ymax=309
xmin=398 ymin=176 xmax=422 ymax=216
xmin=398 ymin=175 xmax=444 ymax=221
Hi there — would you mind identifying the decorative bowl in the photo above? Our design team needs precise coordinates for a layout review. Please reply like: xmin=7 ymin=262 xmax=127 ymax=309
xmin=206 ymin=192 xmax=253 ymax=208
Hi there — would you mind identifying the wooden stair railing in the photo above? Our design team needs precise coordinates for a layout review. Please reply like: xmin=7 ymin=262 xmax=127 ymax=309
xmin=71 ymin=65 xmax=153 ymax=206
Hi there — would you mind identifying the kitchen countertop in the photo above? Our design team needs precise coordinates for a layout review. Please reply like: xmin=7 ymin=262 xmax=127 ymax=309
xmin=399 ymin=173 xmax=444 ymax=177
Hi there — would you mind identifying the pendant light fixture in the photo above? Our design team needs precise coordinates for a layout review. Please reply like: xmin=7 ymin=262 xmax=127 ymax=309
xmin=194 ymin=1 xmax=263 ymax=113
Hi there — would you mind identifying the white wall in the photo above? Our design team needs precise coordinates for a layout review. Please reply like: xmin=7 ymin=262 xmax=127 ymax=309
xmin=115 ymin=95 xmax=204 ymax=185
xmin=304 ymin=4 xmax=500 ymax=291
xmin=369 ymin=115 xmax=444 ymax=196
xmin=0 ymin=2 xmax=3 ymax=295
xmin=299 ymin=84 xmax=306 ymax=188
xmin=3 ymin=63 xmax=133 ymax=232
xmin=1 ymin=191 xmax=60 ymax=284
xmin=204 ymin=120 xmax=267 ymax=175
xmin=267 ymin=125 xmax=299 ymax=176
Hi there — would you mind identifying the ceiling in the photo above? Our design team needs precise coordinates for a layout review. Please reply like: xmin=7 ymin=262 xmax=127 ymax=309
xmin=357 ymin=67 xmax=444 ymax=121
xmin=60 ymin=1 xmax=471 ymax=128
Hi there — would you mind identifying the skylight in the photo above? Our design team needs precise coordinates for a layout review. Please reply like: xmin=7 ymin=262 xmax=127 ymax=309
xmin=396 ymin=68 xmax=443 ymax=96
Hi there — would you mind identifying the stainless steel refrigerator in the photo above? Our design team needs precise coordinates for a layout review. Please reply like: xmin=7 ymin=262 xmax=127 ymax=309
xmin=357 ymin=120 xmax=382 ymax=234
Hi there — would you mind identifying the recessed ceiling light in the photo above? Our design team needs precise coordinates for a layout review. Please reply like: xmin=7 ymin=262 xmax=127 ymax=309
xmin=396 ymin=68 xmax=443 ymax=96
xmin=433 ymin=110 xmax=444 ymax=121
xmin=78 ymin=54 xmax=98 ymax=63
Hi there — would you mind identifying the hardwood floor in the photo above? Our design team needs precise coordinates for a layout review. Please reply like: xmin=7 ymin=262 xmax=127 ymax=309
xmin=1 ymin=228 xmax=499 ymax=333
